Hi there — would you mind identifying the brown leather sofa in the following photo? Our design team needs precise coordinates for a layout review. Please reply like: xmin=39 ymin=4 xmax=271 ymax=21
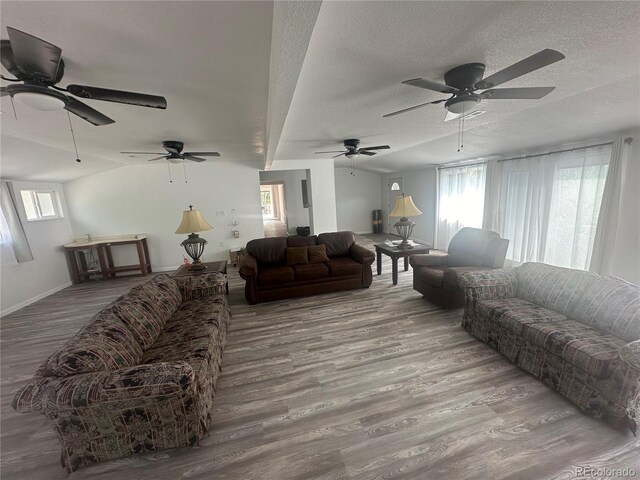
xmin=409 ymin=227 xmax=509 ymax=308
xmin=239 ymin=231 xmax=374 ymax=304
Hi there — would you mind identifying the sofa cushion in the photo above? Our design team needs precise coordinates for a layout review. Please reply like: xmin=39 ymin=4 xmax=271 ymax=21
xmin=257 ymin=265 xmax=295 ymax=286
xmin=287 ymin=235 xmax=318 ymax=247
xmin=293 ymin=263 xmax=330 ymax=281
xmin=477 ymin=297 xmax=566 ymax=337
xmin=308 ymin=244 xmax=329 ymax=264
xmin=45 ymin=313 xmax=143 ymax=376
xmin=327 ymin=257 xmax=362 ymax=277
xmin=515 ymin=262 xmax=598 ymax=317
xmin=523 ymin=319 xmax=626 ymax=378
xmin=246 ymin=237 xmax=287 ymax=264
xmin=570 ymin=275 xmax=640 ymax=342
xmin=318 ymin=231 xmax=355 ymax=258
xmin=416 ymin=266 xmax=446 ymax=288
xmin=286 ymin=246 xmax=309 ymax=266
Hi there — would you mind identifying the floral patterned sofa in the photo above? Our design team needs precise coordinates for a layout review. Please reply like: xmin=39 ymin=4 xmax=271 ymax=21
xmin=459 ymin=262 xmax=640 ymax=432
xmin=12 ymin=273 xmax=230 ymax=472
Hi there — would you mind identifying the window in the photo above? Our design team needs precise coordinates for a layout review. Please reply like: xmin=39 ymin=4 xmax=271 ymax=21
xmin=436 ymin=164 xmax=486 ymax=248
xmin=20 ymin=190 xmax=63 ymax=220
xmin=497 ymin=144 xmax=611 ymax=269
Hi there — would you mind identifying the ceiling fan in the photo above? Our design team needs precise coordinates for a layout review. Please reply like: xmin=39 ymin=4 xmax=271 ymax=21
xmin=383 ymin=49 xmax=565 ymax=121
xmin=0 ymin=27 xmax=167 ymax=126
xmin=315 ymin=139 xmax=390 ymax=159
xmin=122 ymin=141 xmax=220 ymax=163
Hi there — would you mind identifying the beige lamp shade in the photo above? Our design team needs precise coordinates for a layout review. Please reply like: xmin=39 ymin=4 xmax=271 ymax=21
xmin=389 ymin=194 xmax=422 ymax=218
xmin=175 ymin=207 xmax=213 ymax=234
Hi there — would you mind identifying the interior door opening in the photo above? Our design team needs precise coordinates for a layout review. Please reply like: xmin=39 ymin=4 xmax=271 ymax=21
xmin=261 ymin=182 xmax=288 ymax=237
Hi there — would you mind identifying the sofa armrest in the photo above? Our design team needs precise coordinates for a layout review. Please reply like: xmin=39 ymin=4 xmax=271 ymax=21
xmin=239 ymin=253 xmax=258 ymax=279
xmin=350 ymin=244 xmax=375 ymax=265
xmin=458 ymin=268 xmax=518 ymax=302
xmin=410 ymin=254 xmax=448 ymax=268
xmin=13 ymin=362 xmax=194 ymax=413
xmin=175 ymin=272 xmax=227 ymax=301
xmin=616 ymin=341 xmax=640 ymax=433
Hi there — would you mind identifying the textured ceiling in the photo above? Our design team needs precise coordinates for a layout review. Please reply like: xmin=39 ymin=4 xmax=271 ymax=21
xmin=276 ymin=1 xmax=640 ymax=172
xmin=1 ymin=1 xmax=273 ymax=180
xmin=1 ymin=1 xmax=639 ymax=181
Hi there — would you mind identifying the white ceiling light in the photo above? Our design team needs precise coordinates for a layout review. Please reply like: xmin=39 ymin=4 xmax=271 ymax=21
xmin=12 ymin=91 xmax=66 ymax=110
xmin=345 ymin=152 xmax=359 ymax=159
xmin=445 ymin=94 xmax=481 ymax=115
xmin=8 ymin=84 xmax=69 ymax=111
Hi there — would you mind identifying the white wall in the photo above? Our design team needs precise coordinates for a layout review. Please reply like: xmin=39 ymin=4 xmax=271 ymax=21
xmin=259 ymin=169 xmax=310 ymax=234
xmin=334 ymin=167 xmax=382 ymax=234
xmin=380 ymin=168 xmax=438 ymax=246
xmin=1 ymin=181 xmax=75 ymax=315
xmin=64 ymin=162 xmax=265 ymax=270
xmin=269 ymin=159 xmax=338 ymax=234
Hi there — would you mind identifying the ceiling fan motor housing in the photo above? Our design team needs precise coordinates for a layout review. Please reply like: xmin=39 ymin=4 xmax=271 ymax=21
xmin=162 ymin=140 xmax=185 ymax=153
xmin=444 ymin=63 xmax=486 ymax=90
xmin=343 ymin=139 xmax=360 ymax=150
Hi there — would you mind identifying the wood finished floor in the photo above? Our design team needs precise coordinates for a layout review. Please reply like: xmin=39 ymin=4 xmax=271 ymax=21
xmin=1 ymin=234 xmax=639 ymax=479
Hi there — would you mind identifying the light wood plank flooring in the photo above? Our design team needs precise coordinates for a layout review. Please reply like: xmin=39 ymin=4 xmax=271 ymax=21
xmin=1 ymin=234 xmax=638 ymax=479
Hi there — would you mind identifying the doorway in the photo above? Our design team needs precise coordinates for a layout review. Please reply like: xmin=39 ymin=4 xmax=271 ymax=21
xmin=387 ymin=177 xmax=403 ymax=233
xmin=260 ymin=182 xmax=288 ymax=237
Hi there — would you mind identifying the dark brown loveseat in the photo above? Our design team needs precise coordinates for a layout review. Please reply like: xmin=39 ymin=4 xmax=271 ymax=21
xmin=239 ymin=231 xmax=374 ymax=304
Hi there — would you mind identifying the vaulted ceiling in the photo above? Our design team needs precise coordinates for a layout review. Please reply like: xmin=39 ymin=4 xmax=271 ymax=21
xmin=1 ymin=1 xmax=639 ymax=181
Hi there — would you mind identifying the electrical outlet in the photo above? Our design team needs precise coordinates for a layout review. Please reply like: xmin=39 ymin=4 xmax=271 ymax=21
xmin=219 ymin=241 xmax=224 ymax=247
xmin=232 ymin=230 xmax=240 ymax=238
xmin=216 ymin=211 xmax=226 ymax=217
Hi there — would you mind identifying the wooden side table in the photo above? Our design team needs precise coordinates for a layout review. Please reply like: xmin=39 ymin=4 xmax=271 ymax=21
xmin=173 ymin=261 xmax=228 ymax=294
xmin=374 ymin=243 xmax=432 ymax=285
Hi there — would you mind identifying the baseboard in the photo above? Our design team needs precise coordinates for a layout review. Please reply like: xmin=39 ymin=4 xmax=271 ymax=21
xmin=1 ymin=281 xmax=73 ymax=317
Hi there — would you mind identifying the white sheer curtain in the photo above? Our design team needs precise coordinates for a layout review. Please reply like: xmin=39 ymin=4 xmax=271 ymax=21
xmin=492 ymin=144 xmax=612 ymax=269
xmin=435 ymin=163 xmax=486 ymax=249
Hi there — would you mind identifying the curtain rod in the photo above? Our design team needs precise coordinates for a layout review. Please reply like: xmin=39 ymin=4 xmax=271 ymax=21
xmin=437 ymin=161 xmax=487 ymax=170
xmin=497 ymin=141 xmax=614 ymax=163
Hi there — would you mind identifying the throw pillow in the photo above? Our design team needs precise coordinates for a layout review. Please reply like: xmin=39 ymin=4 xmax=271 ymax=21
xmin=308 ymin=244 xmax=329 ymax=264
xmin=286 ymin=246 xmax=309 ymax=266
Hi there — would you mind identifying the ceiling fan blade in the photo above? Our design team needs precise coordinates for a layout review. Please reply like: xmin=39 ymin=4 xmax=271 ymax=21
xmin=359 ymin=151 xmax=377 ymax=156
xmin=1 ymin=40 xmax=21 ymax=77
xmin=0 ymin=87 xmax=8 ymax=97
xmin=182 ymin=154 xmax=208 ymax=162
xmin=146 ymin=156 xmax=168 ymax=162
xmin=383 ymin=99 xmax=447 ymax=118
xmin=362 ymin=145 xmax=390 ymax=150
xmin=402 ymin=78 xmax=457 ymax=94
xmin=444 ymin=111 xmax=460 ymax=122
xmin=315 ymin=150 xmax=346 ymax=154
xmin=481 ymin=87 xmax=555 ymax=99
xmin=332 ymin=153 xmax=345 ymax=158
xmin=184 ymin=151 xmax=220 ymax=157
xmin=64 ymin=96 xmax=115 ymax=126
xmin=66 ymin=84 xmax=167 ymax=109
xmin=476 ymin=49 xmax=565 ymax=89
xmin=6 ymin=27 xmax=63 ymax=83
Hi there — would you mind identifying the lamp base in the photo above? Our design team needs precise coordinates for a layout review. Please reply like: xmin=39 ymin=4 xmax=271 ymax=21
xmin=187 ymin=260 xmax=207 ymax=271
xmin=394 ymin=217 xmax=416 ymax=250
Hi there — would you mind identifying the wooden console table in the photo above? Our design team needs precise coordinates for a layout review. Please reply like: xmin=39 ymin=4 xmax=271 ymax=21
xmin=64 ymin=235 xmax=152 ymax=284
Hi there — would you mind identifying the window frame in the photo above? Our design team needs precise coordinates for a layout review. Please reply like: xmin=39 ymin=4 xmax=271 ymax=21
xmin=20 ymin=189 xmax=64 ymax=221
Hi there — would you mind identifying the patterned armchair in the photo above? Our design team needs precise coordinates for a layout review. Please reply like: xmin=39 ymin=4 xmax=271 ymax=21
xmin=460 ymin=263 xmax=640 ymax=432
xmin=409 ymin=227 xmax=509 ymax=308
xmin=12 ymin=273 xmax=230 ymax=472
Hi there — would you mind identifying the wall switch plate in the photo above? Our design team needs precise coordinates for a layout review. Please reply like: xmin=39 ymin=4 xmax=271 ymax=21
xmin=219 ymin=241 xmax=224 ymax=247
xmin=232 ymin=230 xmax=240 ymax=238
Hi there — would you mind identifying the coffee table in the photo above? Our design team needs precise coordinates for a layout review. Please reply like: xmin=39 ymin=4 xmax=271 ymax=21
xmin=173 ymin=260 xmax=228 ymax=294
xmin=374 ymin=242 xmax=432 ymax=285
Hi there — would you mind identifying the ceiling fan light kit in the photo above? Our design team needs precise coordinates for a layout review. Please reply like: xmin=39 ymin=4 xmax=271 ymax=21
xmin=8 ymin=84 xmax=68 ymax=110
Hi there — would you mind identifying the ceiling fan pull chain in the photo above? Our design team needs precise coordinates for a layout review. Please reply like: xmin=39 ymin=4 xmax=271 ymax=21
xmin=461 ymin=104 xmax=465 ymax=150
xmin=183 ymin=159 xmax=188 ymax=183
xmin=66 ymin=110 xmax=81 ymax=162
xmin=10 ymin=96 xmax=18 ymax=120
xmin=167 ymin=162 xmax=173 ymax=183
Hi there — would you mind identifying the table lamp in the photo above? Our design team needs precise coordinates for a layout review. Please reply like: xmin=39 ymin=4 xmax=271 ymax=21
xmin=389 ymin=193 xmax=422 ymax=249
xmin=175 ymin=205 xmax=213 ymax=270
